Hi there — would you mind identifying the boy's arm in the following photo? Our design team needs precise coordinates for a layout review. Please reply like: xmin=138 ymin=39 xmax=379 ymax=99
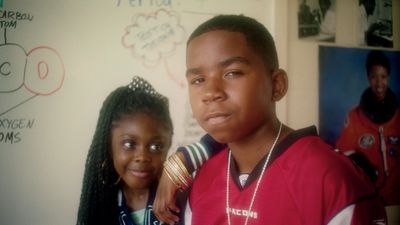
xmin=153 ymin=134 xmax=226 ymax=224
xmin=327 ymin=195 xmax=387 ymax=225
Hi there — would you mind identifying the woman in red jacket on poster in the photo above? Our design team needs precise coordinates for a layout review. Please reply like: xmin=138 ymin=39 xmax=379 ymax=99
xmin=336 ymin=50 xmax=400 ymax=207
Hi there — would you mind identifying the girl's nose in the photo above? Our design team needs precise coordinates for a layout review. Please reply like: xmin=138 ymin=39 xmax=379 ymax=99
xmin=134 ymin=147 xmax=151 ymax=163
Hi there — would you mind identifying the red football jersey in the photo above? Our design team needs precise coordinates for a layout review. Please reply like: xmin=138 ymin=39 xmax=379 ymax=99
xmin=190 ymin=127 xmax=387 ymax=225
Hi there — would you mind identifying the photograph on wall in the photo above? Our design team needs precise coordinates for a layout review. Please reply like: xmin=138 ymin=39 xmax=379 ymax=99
xmin=357 ymin=0 xmax=393 ymax=47
xmin=319 ymin=46 xmax=400 ymax=148
xmin=298 ymin=0 xmax=336 ymax=42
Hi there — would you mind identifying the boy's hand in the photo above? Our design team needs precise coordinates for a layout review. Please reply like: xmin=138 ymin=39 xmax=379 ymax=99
xmin=154 ymin=170 xmax=180 ymax=224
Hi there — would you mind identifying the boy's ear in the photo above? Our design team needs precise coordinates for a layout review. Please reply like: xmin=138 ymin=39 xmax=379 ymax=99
xmin=271 ymin=69 xmax=288 ymax=101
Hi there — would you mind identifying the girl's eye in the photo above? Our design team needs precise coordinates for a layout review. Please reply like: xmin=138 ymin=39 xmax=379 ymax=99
xmin=123 ymin=140 xmax=135 ymax=149
xmin=149 ymin=143 xmax=163 ymax=153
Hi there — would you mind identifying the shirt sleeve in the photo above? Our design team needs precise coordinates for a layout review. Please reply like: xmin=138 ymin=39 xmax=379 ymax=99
xmin=177 ymin=134 xmax=227 ymax=174
xmin=346 ymin=196 xmax=387 ymax=225
xmin=335 ymin=111 xmax=358 ymax=152
xmin=327 ymin=204 xmax=355 ymax=225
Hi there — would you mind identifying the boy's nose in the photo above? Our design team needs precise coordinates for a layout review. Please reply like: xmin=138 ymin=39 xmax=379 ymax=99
xmin=202 ymin=78 xmax=226 ymax=103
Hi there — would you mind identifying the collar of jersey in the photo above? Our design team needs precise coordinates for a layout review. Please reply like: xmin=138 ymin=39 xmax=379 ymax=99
xmin=229 ymin=126 xmax=318 ymax=191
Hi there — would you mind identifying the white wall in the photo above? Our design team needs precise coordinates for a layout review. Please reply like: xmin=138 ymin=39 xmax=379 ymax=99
xmin=282 ymin=1 xmax=400 ymax=222
xmin=284 ymin=0 xmax=400 ymax=129
xmin=0 ymin=0 xmax=399 ymax=224
xmin=0 ymin=1 xmax=277 ymax=225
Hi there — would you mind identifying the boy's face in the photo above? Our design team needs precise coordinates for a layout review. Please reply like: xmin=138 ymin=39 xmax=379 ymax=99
xmin=111 ymin=112 xmax=170 ymax=191
xmin=368 ymin=64 xmax=389 ymax=101
xmin=186 ymin=30 xmax=274 ymax=143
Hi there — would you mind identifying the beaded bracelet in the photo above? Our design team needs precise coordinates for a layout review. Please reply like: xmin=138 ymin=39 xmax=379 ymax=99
xmin=163 ymin=153 xmax=193 ymax=191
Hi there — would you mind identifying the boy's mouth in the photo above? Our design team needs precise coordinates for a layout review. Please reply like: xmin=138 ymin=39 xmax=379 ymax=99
xmin=205 ymin=112 xmax=231 ymax=125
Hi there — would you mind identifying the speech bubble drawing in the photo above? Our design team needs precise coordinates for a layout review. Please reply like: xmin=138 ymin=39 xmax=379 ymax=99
xmin=122 ymin=8 xmax=185 ymax=67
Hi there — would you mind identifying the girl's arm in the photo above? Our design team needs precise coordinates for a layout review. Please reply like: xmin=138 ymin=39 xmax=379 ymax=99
xmin=153 ymin=134 xmax=226 ymax=224
xmin=178 ymin=134 xmax=226 ymax=174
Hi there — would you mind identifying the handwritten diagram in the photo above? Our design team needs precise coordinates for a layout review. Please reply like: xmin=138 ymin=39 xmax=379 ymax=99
xmin=120 ymin=6 xmax=215 ymax=145
xmin=0 ymin=7 xmax=65 ymax=144
xmin=121 ymin=8 xmax=186 ymax=87
xmin=0 ymin=10 xmax=65 ymax=117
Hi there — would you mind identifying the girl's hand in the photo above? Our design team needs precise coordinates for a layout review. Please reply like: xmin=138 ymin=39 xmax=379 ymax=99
xmin=154 ymin=165 xmax=180 ymax=224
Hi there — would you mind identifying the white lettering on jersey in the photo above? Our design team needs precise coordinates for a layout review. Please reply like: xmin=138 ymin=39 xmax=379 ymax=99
xmin=226 ymin=207 xmax=258 ymax=219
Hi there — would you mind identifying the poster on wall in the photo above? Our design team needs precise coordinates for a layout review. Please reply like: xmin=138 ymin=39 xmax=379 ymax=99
xmin=357 ymin=0 xmax=393 ymax=47
xmin=318 ymin=46 xmax=400 ymax=147
xmin=298 ymin=0 xmax=336 ymax=42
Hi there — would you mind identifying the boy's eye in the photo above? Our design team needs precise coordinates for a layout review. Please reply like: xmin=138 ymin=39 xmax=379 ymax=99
xmin=190 ymin=77 xmax=205 ymax=85
xmin=224 ymin=71 xmax=243 ymax=78
xmin=149 ymin=143 xmax=163 ymax=153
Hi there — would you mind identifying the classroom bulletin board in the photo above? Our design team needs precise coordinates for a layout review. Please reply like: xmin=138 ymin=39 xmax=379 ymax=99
xmin=0 ymin=0 xmax=276 ymax=224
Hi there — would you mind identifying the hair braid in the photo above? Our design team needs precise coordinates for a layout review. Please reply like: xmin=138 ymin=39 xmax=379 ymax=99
xmin=77 ymin=87 xmax=125 ymax=225
xmin=77 ymin=77 xmax=173 ymax=225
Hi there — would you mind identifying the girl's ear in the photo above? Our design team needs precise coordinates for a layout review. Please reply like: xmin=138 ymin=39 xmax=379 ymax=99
xmin=271 ymin=69 xmax=288 ymax=101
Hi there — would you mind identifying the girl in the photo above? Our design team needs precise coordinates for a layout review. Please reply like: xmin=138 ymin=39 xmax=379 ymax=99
xmin=77 ymin=76 xmax=174 ymax=225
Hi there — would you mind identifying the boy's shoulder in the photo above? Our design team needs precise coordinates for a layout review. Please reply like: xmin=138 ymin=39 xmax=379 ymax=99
xmin=280 ymin=132 xmax=355 ymax=172
xmin=278 ymin=131 xmax=374 ymax=193
xmin=199 ymin=126 xmax=327 ymax=169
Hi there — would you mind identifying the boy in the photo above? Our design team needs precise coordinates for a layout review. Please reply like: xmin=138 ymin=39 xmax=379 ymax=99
xmin=155 ymin=15 xmax=387 ymax=225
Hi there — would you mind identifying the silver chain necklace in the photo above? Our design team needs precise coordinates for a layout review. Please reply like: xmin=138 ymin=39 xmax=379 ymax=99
xmin=226 ymin=121 xmax=283 ymax=225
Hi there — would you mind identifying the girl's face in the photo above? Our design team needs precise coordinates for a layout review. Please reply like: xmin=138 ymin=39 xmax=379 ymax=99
xmin=111 ymin=112 xmax=171 ymax=191
xmin=368 ymin=64 xmax=389 ymax=101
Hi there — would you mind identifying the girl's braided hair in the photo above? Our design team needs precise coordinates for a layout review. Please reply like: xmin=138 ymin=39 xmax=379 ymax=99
xmin=76 ymin=76 xmax=173 ymax=225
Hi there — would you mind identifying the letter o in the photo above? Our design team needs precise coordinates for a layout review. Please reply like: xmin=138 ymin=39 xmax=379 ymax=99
xmin=24 ymin=46 xmax=65 ymax=95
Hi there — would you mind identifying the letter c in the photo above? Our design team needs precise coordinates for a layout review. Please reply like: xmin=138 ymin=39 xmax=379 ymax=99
xmin=0 ymin=62 xmax=11 ymax=76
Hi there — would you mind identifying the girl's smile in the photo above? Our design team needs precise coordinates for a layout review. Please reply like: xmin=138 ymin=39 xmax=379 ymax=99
xmin=111 ymin=112 xmax=171 ymax=190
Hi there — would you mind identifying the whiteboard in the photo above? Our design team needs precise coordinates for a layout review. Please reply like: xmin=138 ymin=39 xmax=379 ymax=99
xmin=0 ymin=0 xmax=275 ymax=224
